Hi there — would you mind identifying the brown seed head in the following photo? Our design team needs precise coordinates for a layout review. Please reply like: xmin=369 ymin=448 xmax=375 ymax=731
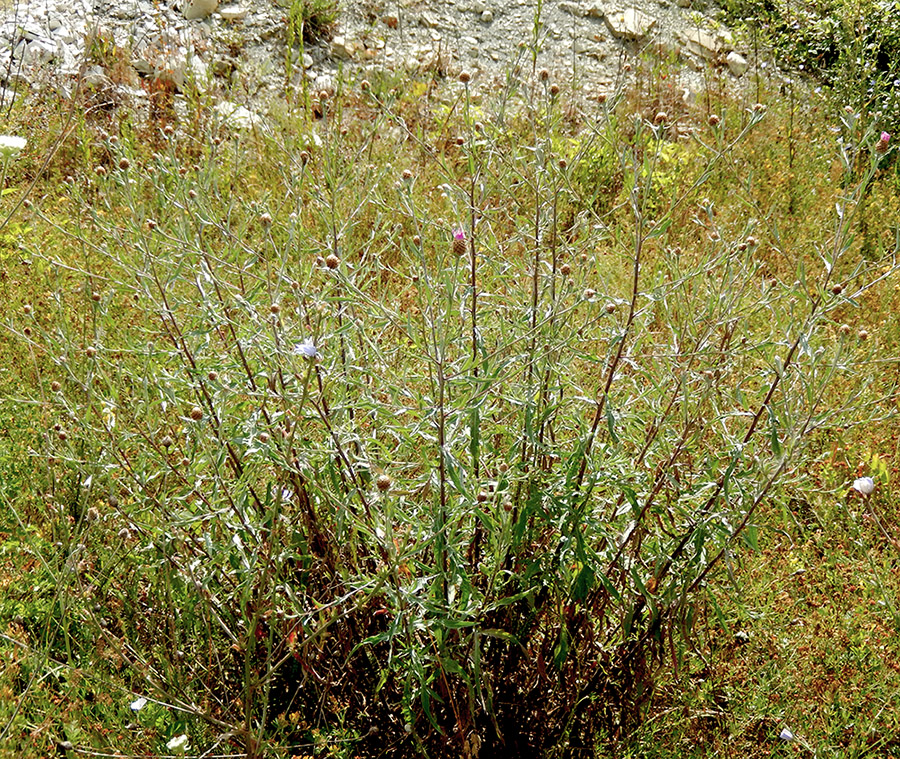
xmin=560 ymin=263 xmax=571 ymax=276
xmin=858 ymin=329 xmax=869 ymax=341
xmin=654 ymin=111 xmax=668 ymax=124
xmin=538 ymin=68 xmax=549 ymax=82
xmin=118 ymin=157 xmax=130 ymax=170
xmin=831 ymin=284 xmax=843 ymax=295
xmin=839 ymin=324 xmax=852 ymax=336
xmin=325 ymin=253 xmax=340 ymax=269
xmin=51 ymin=381 xmax=61 ymax=392
xmin=459 ymin=71 xmax=471 ymax=83
xmin=376 ymin=474 xmax=392 ymax=492
xmin=190 ymin=407 xmax=203 ymax=421
xmin=708 ymin=113 xmax=721 ymax=126
xmin=605 ymin=302 xmax=616 ymax=314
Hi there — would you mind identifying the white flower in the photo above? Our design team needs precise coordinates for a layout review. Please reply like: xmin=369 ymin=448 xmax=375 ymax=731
xmin=129 ymin=696 xmax=147 ymax=711
xmin=0 ymin=135 xmax=26 ymax=160
xmin=166 ymin=734 xmax=189 ymax=752
xmin=852 ymin=476 xmax=875 ymax=496
xmin=293 ymin=338 xmax=317 ymax=359
xmin=779 ymin=728 xmax=794 ymax=741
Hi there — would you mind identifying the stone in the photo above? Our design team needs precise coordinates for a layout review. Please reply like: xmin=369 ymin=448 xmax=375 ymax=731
xmin=605 ymin=8 xmax=656 ymax=40
xmin=679 ymin=28 xmax=719 ymax=58
xmin=559 ymin=1 xmax=582 ymax=16
xmin=217 ymin=4 xmax=248 ymax=21
xmin=481 ymin=10 xmax=493 ymax=22
xmin=214 ymin=100 xmax=262 ymax=129
xmin=419 ymin=11 xmax=439 ymax=27
xmin=330 ymin=36 xmax=355 ymax=60
xmin=181 ymin=0 xmax=218 ymax=20
xmin=726 ymin=50 xmax=748 ymax=76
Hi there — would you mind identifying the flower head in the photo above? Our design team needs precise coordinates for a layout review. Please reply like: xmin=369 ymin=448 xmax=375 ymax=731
xmin=852 ymin=476 xmax=875 ymax=496
xmin=452 ymin=228 xmax=466 ymax=257
xmin=876 ymin=131 xmax=891 ymax=153
xmin=166 ymin=734 xmax=189 ymax=752
xmin=293 ymin=338 xmax=317 ymax=359
xmin=779 ymin=728 xmax=794 ymax=742
xmin=0 ymin=135 xmax=26 ymax=160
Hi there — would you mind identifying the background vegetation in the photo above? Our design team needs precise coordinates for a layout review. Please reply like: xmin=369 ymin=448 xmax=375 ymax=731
xmin=1 ymin=4 xmax=900 ymax=758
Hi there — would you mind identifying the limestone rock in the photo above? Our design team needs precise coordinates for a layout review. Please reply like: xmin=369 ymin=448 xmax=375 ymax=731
xmin=330 ymin=35 xmax=355 ymax=60
xmin=605 ymin=8 xmax=656 ymax=40
xmin=678 ymin=28 xmax=719 ymax=58
xmin=214 ymin=100 xmax=262 ymax=129
xmin=182 ymin=0 xmax=218 ymax=20
xmin=726 ymin=50 xmax=748 ymax=76
xmin=217 ymin=4 xmax=248 ymax=21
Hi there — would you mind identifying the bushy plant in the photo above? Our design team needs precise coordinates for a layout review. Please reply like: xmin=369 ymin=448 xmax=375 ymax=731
xmin=3 ymin=71 xmax=898 ymax=759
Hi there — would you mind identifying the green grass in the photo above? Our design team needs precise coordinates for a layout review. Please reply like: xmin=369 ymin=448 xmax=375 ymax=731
xmin=0 ymin=43 xmax=898 ymax=759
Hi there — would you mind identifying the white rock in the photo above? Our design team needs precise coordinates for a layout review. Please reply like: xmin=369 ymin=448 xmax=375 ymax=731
xmin=605 ymin=8 xmax=656 ymax=40
xmin=726 ymin=50 xmax=748 ymax=76
xmin=472 ymin=0 xmax=487 ymax=11
xmin=217 ymin=4 xmax=247 ymax=21
xmin=679 ymin=29 xmax=719 ymax=58
xmin=559 ymin=1 xmax=582 ymax=15
xmin=214 ymin=100 xmax=261 ymax=129
xmin=330 ymin=36 xmax=354 ymax=60
xmin=182 ymin=0 xmax=218 ymax=20
xmin=481 ymin=10 xmax=493 ymax=22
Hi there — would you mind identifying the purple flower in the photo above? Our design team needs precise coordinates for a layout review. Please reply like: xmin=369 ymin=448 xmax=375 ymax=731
xmin=876 ymin=131 xmax=891 ymax=153
xmin=453 ymin=228 xmax=465 ymax=241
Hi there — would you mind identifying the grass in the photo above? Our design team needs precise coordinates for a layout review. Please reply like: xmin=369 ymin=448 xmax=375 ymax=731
xmin=0 ymin=37 xmax=899 ymax=759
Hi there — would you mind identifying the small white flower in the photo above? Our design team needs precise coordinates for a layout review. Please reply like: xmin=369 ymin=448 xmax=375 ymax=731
xmin=0 ymin=135 xmax=26 ymax=160
xmin=779 ymin=727 xmax=794 ymax=741
xmin=129 ymin=696 xmax=147 ymax=711
xmin=293 ymin=338 xmax=317 ymax=359
xmin=852 ymin=476 xmax=875 ymax=496
xmin=166 ymin=734 xmax=189 ymax=752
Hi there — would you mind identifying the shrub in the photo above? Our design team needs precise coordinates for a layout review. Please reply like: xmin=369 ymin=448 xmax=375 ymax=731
xmin=5 ymin=72 xmax=899 ymax=758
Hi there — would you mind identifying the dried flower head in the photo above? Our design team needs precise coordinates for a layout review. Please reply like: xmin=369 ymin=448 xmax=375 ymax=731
xmin=189 ymin=407 xmax=204 ymax=421
xmin=839 ymin=323 xmax=852 ymax=336
xmin=452 ymin=228 xmax=466 ymax=257
xmin=51 ymin=381 xmax=61 ymax=392
xmin=708 ymin=114 xmax=721 ymax=126
xmin=560 ymin=263 xmax=571 ymax=276
xmin=325 ymin=253 xmax=340 ymax=269
xmin=538 ymin=68 xmax=549 ymax=82
xmin=459 ymin=71 xmax=471 ymax=83
xmin=654 ymin=111 xmax=668 ymax=125
xmin=376 ymin=474 xmax=392 ymax=492
xmin=858 ymin=329 xmax=869 ymax=341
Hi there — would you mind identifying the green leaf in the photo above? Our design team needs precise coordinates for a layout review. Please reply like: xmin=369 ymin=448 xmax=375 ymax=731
xmin=571 ymin=564 xmax=595 ymax=601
